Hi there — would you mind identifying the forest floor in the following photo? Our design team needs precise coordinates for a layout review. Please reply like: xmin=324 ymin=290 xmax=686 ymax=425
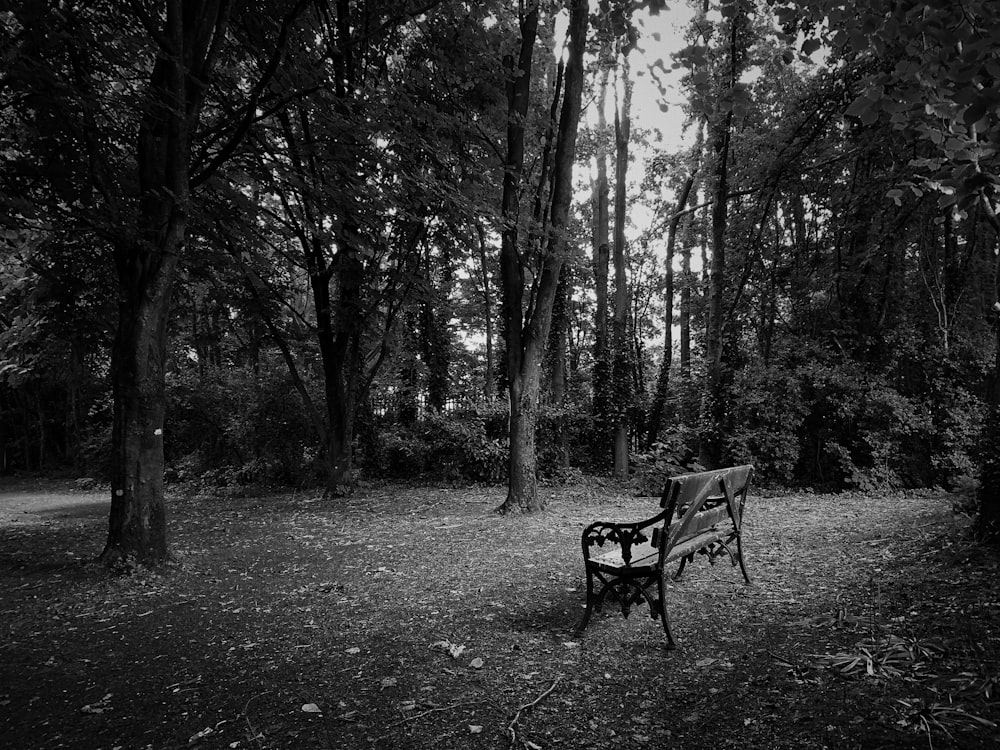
xmin=1 ymin=477 xmax=999 ymax=750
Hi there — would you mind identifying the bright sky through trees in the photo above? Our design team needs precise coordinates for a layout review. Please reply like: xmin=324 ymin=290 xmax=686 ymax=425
xmin=632 ymin=3 xmax=696 ymax=152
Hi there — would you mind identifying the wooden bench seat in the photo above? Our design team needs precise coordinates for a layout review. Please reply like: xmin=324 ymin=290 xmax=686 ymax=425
xmin=577 ymin=465 xmax=754 ymax=648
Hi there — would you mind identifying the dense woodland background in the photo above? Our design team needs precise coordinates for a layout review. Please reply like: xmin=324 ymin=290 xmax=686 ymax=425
xmin=2 ymin=1 xmax=999 ymax=541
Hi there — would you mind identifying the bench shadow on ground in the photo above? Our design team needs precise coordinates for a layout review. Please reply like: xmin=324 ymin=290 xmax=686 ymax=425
xmin=506 ymin=585 xmax=582 ymax=634
xmin=503 ymin=585 xmax=671 ymax=646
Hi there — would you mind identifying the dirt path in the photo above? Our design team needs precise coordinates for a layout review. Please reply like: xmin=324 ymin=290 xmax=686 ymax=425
xmin=0 ymin=483 xmax=109 ymax=525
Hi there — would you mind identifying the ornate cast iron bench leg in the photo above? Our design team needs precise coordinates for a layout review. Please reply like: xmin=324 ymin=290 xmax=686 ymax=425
xmin=673 ymin=553 xmax=694 ymax=581
xmin=577 ymin=567 xmax=597 ymax=633
xmin=735 ymin=533 xmax=752 ymax=585
xmin=656 ymin=573 xmax=677 ymax=649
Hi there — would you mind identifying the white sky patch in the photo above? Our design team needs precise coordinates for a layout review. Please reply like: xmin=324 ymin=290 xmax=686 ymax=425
xmin=631 ymin=4 xmax=695 ymax=153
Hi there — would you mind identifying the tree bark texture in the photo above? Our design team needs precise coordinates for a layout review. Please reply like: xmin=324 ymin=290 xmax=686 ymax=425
xmin=475 ymin=222 xmax=496 ymax=402
xmin=102 ymin=0 xmax=232 ymax=566
xmin=498 ymin=4 xmax=539 ymax=512
xmin=646 ymin=173 xmax=695 ymax=448
xmin=499 ymin=0 xmax=589 ymax=513
xmin=592 ymin=65 xmax=612 ymax=455
xmin=699 ymin=10 xmax=742 ymax=470
xmin=548 ymin=266 xmax=570 ymax=468
xmin=611 ymin=61 xmax=632 ymax=480
xmin=978 ymin=198 xmax=1000 ymax=541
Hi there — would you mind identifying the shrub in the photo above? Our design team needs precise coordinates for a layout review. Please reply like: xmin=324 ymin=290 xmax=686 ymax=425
xmin=164 ymin=361 xmax=315 ymax=489
xmin=536 ymin=403 xmax=596 ymax=477
xmin=369 ymin=412 xmax=507 ymax=483
xmin=795 ymin=362 xmax=928 ymax=491
xmin=630 ymin=425 xmax=702 ymax=496
xmin=722 ymin=366 xmax=809 ymax=486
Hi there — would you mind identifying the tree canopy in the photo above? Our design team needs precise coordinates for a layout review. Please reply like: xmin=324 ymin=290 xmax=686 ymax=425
xmin=2 ymin=0 xmax=1000 ymax=561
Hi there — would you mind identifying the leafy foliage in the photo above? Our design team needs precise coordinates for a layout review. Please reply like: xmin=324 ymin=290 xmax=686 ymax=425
xmin=165 ymin=361 xmax=316 ymax=490
xmin=366 ymin=412 xmax=507 ymax=484
xmin=0 ymin=0 xmax=998 ymax=528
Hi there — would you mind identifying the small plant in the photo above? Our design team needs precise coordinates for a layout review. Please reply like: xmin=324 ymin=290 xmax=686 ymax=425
xmin=894 ymin=697 xmax=996 ymax=741
xmin=929 ymin=672 xmax=999 ymax=702
xmin=811 ymin=635 xmax=942 ymax=680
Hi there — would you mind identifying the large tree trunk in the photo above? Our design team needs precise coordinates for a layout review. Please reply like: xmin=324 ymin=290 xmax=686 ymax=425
xmin=320 ymin=245 xmax=365 ymax=495
xmin=978 ymin=199 xmax=1000 ymax=540
xmin=499 ymin=0 xmax=589 ymax=514
xmin=498 ymin=4 xmax=540 ymax=512
xmin=101 ymin=0 xmax=230 ymax=565
xmin=509 ymin=356 xmax=543 ymax=508
xmin=102 ymin=240 xmax=179 ymax=565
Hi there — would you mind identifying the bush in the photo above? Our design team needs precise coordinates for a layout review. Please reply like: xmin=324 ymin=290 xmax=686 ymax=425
xmin=795 ymin=361 xmax=928 ymax=491
xmin=369 ymin=412 xmax=507 ymax=483
xmin=722 ymin=366 xmax=808 ymax=486
xmin=536 ymin=403 xmax=596 ymax=477
xmin=164 ymin=361 xmax=316 ymax=489
xmin=630 ymin=426 xmax=702 ymax=496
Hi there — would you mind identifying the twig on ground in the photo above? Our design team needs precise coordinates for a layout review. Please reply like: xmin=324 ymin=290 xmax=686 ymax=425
xmin=507 ymin=676 xmax=562 ymax=749
xmin=164 ymin=675 xmax=202 ymax=690
xmin=242 ymin=690 xmax=270 ymax=750
xmin=387 ymin=700 xmax=483 ymax=727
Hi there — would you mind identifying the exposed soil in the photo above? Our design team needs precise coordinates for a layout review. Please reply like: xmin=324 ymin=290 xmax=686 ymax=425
xmin=1 ymin=477 xmax=998 ymax=750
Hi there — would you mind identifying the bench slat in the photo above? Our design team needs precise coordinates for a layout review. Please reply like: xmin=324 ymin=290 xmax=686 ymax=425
xmin=590 ymin=541 xmax=658 ymax=570
xmin=664 ymin=529 xmax=730 ymax=563
xmin=668 ymin=505 xmax=729 ymax=545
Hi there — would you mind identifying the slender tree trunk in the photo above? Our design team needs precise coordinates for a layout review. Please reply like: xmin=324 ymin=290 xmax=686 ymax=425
xmin=420 ymin=255 xmax=452 ymax=412
xmin=475 ymin=222 xmax=496 ymax=402
xmin=680 ymin=225 xmax=692 ymax=378
xmin=611 ymin=59 xmax=632 ymax=480
xmin=646 ymin=174 xmax=696 ymax=447
xmin=592 ymin=64 xmax=612 ymax=454
xmin=698 ymin=11 xmax=742 ymax=469
xmin=699 ymin=118 xmax=732 ymax=469
xmin=549 ymin=266 xmax=569 ymax=468
xmin=679 ymin=132 xmax=703 ymax=381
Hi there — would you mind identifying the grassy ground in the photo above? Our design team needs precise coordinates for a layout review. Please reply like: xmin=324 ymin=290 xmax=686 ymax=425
xmin=1 ymin=477 xmax=998 ymax=750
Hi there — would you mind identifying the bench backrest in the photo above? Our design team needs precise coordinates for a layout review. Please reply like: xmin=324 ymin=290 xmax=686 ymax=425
xmin=654 ymin=465 xmax=754 ymax=554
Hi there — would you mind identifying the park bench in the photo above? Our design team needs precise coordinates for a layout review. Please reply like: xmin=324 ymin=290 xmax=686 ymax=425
xmin=577 ymin=465 xmax=754 ymax=648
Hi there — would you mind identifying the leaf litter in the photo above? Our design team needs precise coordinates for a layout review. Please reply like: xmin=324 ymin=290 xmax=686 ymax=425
xmin=0 ymin=480 xmax=997 ymax=748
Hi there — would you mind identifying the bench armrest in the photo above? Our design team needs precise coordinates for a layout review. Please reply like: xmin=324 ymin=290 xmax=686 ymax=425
xmin=581 ymin=509 xmax=671 ymax=566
